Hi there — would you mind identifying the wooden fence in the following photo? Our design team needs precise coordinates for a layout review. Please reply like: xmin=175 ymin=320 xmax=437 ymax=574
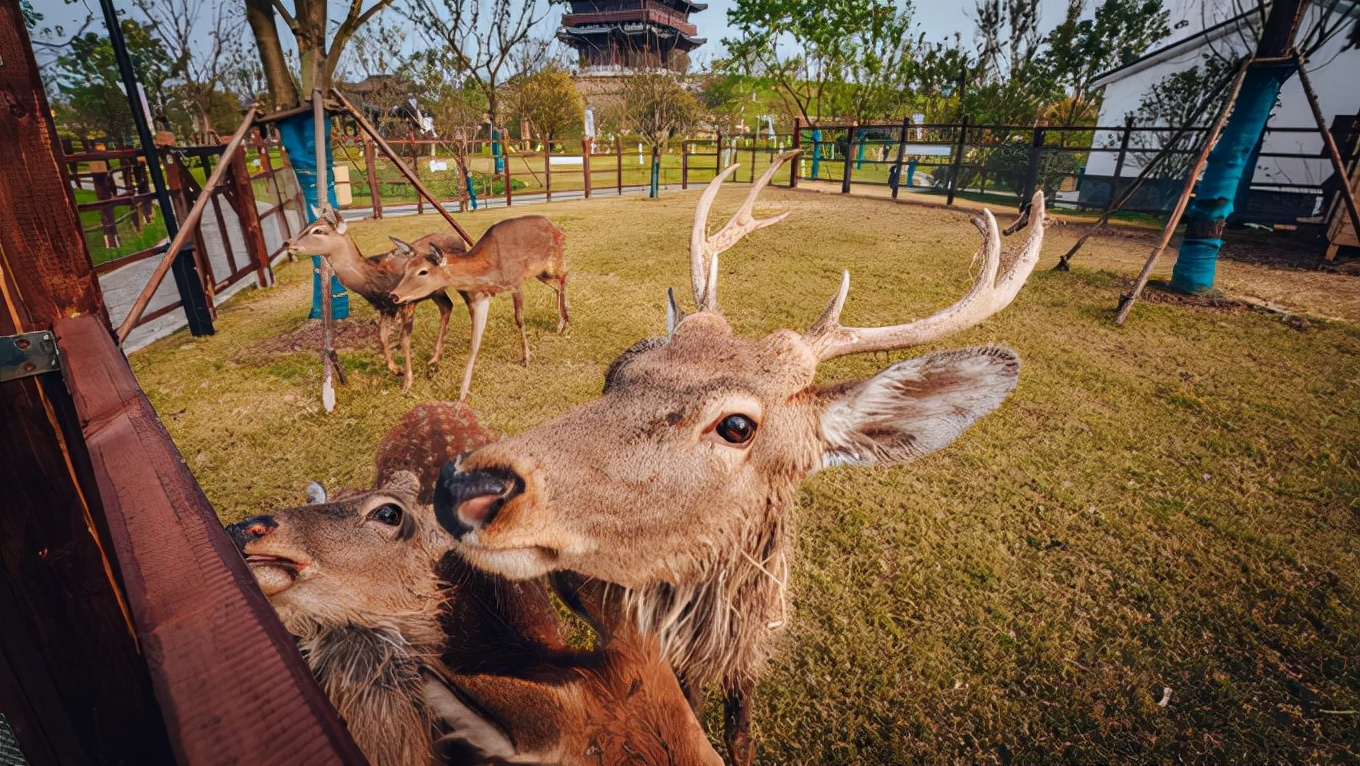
xmin=59 ymin=136 xmax=303 ymax=334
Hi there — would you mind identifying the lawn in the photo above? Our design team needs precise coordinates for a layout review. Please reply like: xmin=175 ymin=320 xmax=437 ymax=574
xmin=128 ymin=188 xmax=1359 ymax=764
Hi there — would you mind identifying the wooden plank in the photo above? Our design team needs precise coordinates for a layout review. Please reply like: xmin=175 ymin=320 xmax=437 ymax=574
xmin=56 ymin=314 xmax=371 ymax=766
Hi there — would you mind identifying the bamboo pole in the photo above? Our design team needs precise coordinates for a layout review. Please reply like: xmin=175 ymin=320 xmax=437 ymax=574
xmin=329 ymin=88 xmax=475 ymax=247
xmin=1295 ymin=56 xmax=1360 ymax=254
xmin=1114 ymin=57 xmax=1253 ymax=326
xmin=314 ymin=90 xmax=339 ymax=413
xmin=115 ymin=105 xmax=259 ymax=343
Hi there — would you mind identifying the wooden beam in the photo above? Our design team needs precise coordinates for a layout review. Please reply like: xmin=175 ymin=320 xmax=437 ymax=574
xmin=330 ymin=88 xmax=476 ymax=247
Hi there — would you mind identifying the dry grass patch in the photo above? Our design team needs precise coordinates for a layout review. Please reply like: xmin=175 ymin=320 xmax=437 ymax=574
xmin=131 ymin=189 xmax=1359 ymax=764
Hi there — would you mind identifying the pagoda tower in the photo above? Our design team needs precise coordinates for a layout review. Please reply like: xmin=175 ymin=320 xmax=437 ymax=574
xmin=558 ymin=1 xmax=707 ymax=72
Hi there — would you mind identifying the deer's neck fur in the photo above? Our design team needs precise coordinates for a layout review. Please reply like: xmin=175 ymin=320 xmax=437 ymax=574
xmin=621 ymin=481 xmax=800 ymax=690
xmin=285 ymin=598 xmax=446 ymax=766
xmin=322 ymin=235 xmax=387 ymax=292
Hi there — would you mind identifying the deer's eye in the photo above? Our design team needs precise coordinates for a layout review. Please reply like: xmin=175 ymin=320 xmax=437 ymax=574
xmin=715 ymin=414 xmax=757 ymax=445
xmin=371 ymin=504 xmax=403 ymax=526
xmin=418 ymin=269 xmax=428 ymax=276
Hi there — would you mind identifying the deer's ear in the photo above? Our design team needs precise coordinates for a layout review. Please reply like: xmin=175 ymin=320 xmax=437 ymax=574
xmin=815 ymin=347 xmax=1019 ymax=470
xmin=333 ymin=215 xmax=347 ymax=235
xmin=305 ymin=481 xmax=328 ymax=504
xmin=427 ymin=248 xmax=448 ymax=267
xmin=389 ymin=236 xmax=414 ymax=256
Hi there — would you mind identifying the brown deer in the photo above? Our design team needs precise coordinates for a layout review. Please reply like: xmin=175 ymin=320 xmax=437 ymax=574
xmin=228 ymin=402 xmax=720 ymax=766
xmin=286 ymin=208 xmax=469 ymax=393
xmin=388 ymin=215 xmax=570 ymax=401
xmin=432 ymin=153 xmax=1047 ymax=765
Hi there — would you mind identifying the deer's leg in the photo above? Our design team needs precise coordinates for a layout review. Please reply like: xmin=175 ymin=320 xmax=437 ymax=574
xmin=459 ymin=295 xmax=490 ymax=401
xmin=399 ymin=304 xmax=416 ymax=394
xmin=429 ymin=291 xmax=455 ymax=366
xmin=512 ymin=288 xmax=530 ymax=366
xmin=723 ymin=680 xmax=754 ymax=766
xmin=540 ymin=272 xmax=570 ymax=333
xmin=378 ymin=313 xmax=399 ymax=376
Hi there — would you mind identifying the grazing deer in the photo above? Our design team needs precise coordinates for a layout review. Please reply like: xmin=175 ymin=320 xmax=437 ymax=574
xmin=228 ymin=402 xmax=719 ymax=766
xmin=286 ymin=208 xmax=469 ymax=393
xmin=388 ymin=215 xmax=570 ymax=401
xmin=433 ymin=153 xmax=1047 ymax=765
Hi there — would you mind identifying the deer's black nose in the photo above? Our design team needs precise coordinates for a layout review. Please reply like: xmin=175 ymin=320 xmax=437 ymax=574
xmin=434 ymin=462 xmax=522 ymax=538
xmin=226 ymin=515 xmax=277 ymax=551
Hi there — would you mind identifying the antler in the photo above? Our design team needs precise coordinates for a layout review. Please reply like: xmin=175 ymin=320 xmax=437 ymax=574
xmin=803 ymin=192 xmax=1046 ymax=362
xmin=691 ymin=150 xmax=801 ymax=311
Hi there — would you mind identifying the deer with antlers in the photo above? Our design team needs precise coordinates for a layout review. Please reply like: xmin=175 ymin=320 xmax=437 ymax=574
xmin=388 ymin=214 xmax=570 ymax=401
xmin=286 ymin=209 xmax=469 ymax=393
xmin=227 ymin=401 xmax=721 ymax=766
xmin=432 ymin=152 xmax=1046 ymax=764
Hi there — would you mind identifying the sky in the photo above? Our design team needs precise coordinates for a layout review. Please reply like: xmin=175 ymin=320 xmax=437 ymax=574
xmin=35 ymin=0 xmax=1099 ymax=72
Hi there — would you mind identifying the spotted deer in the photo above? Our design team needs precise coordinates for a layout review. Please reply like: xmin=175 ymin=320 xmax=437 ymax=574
xmin=227 ymin=402 xmax=720 ymax=766
xmin=388 ymin=215 xmax=570 ymax=401
xmin=433 ymin=153 xmax=1047 ymax=764
xmin=286 ymin=208 xmax=469 ymax=393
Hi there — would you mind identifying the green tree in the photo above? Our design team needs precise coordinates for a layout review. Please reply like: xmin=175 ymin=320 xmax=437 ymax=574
xmin=1045 ymin=0 xmax=1170 ymax=128
xmin=723 ymin=0 xmax=915 ymax=125
xmin=511 ymin=67 xmax=584 ymax=145
xmin=54 ymin=20 xmax=175 ymax=140
xmin=612 ymin=73 xmax=702 ymax=197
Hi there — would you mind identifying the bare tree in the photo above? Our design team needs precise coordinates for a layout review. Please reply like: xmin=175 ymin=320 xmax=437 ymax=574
xmin=612 ymin=72 xmax=702 ymax=197
xmin=399 ymin=0 xmax=561 ymax=131
xmin=130 ymin=0 xmax=253 ymax=138
xmin=246 ymin=0 xmax=397 ymax=110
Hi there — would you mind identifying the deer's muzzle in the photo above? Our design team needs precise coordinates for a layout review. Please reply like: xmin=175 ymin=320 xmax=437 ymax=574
xmin=434 ymin=462 xmax=523 ymax=538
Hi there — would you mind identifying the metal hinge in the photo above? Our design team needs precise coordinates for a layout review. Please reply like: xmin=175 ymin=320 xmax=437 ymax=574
xmin=1 ymin=331 xmax=60 ymax=383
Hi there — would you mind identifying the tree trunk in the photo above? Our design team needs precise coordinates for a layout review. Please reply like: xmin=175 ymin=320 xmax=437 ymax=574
xmin=244 ymin=0 xmax=299 ymax=110
xmin=649 ymin=145 xmax=660 ymax=198
xmin=1170 ymin=0 xmax=1305 ymax=293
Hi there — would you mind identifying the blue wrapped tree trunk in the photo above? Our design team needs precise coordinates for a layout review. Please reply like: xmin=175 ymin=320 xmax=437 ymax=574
xmin=277 ymin=113 xmax=350 ymax=319
xmin=1170 ymin=64 xmax=1295 ymax=293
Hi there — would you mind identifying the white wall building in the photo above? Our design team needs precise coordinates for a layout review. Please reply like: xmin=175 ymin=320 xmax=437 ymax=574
xmin=1084 ymin=0 xmax=1359 ymax=219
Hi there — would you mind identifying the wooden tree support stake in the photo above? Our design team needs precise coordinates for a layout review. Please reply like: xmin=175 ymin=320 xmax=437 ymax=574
xmin=115 ymin=105 xmax=259 ymax=343
xmin=1295 ymin=56 xmax=1360 ymax=259
xmin=329 ymin=88 xmax=475 ymax=248
xmin=1114 ymin=57 xmax=1253 ymax=326
xmin=314 ymin=90 xmax=340 ymax=413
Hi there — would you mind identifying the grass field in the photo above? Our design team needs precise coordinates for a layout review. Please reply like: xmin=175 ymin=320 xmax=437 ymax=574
xmin=128 ymin=188 xmax=1359 ymax=764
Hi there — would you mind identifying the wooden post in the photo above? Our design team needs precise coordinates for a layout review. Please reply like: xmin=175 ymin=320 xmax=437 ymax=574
xmin=1019 ymin=125 xmax=1047 ymax=204
xmin=503 ymin=133 xmax=513 ymax=207
xmin=841 ymin=124 xmax=856 ymax=194
xmin=258 ymin=141 xmax=294 ymax=240
xmin=750 ymin=138 xmax=758 ymax=183
xmin=681 ymin=141 xmax=689 ymax=189
xmin=95 ymin=170 xmax=121 ymax=248
xmin=363 ymin=137 xmax=382 ymax=219
xmin=411 ymin=136 xmax=424 ymax=216
xmin=330 ymin=89 xmax=474 ymax=246
xmin=1107 ymin=114 xmax=1135 ymax=213
xmin=314 ymin=90 xmax=338 ymax=414
xmin=227 ymin=144 xmax=274 ymax=287
xmin=616 ymin=136 xmax=624 ymax=194
xmin=716 ymin=132 xmax=724 ymax=174
xmin=544 ymin=139 xmax=552 ymax=202
xmin=1115 ymin=58 xmax=1253 ymax=326
xmin=583 ymin=137 xmax=592 ymax=199
xmin=946 ymin=117 xmax=969 ymax=206
xmin=791 ymin=117 xmax=801 ymax=188
xmin=891 ymin=115 xmax=910 ymax=200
